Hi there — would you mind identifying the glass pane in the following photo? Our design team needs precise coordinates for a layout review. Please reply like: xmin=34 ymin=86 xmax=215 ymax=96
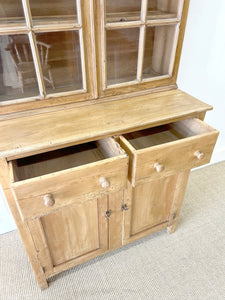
xmin=0 ymin=35 xmax=39 ymax=103
xmin=147 ymin=0 xmax=181 ymax=20
xmin=29 ymin=0 xmax=77 ymax=25
xmin=36 ymin=31 xmax=83 ymax=94
xmin=106 ymin=28 xmax=139 ymax=86
xmin=143 ymin=25 xmax=177 ymax=79
xmin=106 ymin=0 xmax=142 ymax=23
xmin=0 ymin=1 xmax=25 ymax=24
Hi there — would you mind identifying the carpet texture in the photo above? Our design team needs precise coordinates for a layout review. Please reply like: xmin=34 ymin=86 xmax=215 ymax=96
xmin=0 ymin=162 xmax=225 ymax=300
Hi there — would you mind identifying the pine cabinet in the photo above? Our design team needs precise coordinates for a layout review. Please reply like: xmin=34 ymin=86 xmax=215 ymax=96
xmin=0 ymin=0 xmax=219 ymax=290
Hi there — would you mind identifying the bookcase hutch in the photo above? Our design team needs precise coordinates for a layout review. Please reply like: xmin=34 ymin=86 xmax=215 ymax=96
xmin=0 ymin=0 xmax=219 ymax=289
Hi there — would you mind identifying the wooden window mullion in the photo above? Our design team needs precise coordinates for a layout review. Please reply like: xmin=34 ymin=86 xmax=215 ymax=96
xmin=22 ymin=0 xmax=46 ymax=98
xmin=137 ymin=0 xmax=148 ymax=82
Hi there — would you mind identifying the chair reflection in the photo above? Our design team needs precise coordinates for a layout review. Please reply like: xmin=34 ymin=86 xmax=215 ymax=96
xmin=5 ymin=37 xmax=55 ymax=93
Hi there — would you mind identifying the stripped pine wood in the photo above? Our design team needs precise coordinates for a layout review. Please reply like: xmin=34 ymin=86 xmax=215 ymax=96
xmin=108 ymin=191 xmax=124 ymax=250
xmin=0 ymin=90 xmax=212 ymax=159
xmin=3 ymin=188 xmax=48 ymax=289
xmin=167 ymin=170 xmax=190 ymax=233
xmin=122 ymin=118 xmax=218 ymax=185
xmin=0 ymin=0 xmax=219 ymax=291
xmin=10 ymin=155 xmax=128 ymax=220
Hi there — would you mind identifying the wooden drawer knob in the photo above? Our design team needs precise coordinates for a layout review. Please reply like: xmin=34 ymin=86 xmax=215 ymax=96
xmin=194 ymin=150 xmax=205 ymax=160
xmin=99 ymin=177 xmax=110 ymax=189
xmin=43 ymin=194 xmax=55 ymax=207
xmin=154 ymin=162 xmax=165 ymax=173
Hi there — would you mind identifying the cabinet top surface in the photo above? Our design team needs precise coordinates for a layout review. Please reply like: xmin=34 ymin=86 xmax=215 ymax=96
xmin=0 ymin=89 xmax=212 ymax=159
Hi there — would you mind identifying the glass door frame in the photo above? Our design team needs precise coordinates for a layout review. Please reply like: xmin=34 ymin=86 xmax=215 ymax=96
xmin=0 ymin=0 xmax=97 ymax=115
xmin=96 ymin=0 xmax=189 ymax=98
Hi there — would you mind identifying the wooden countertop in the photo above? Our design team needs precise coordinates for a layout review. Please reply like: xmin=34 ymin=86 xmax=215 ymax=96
xmin=0 ymin=89 xmax=212 ymax=159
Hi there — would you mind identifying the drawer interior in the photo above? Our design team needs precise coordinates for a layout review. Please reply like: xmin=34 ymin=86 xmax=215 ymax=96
xmin=11 ymin=138 xmax=125 ymax=181
xmin=123 ymin=118 xmax=214 ymax=150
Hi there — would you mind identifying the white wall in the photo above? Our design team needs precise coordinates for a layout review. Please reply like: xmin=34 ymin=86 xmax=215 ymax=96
xmin=177 ymin=0 xmax=225 ymax=163
xmin=0 ymin=186 xmax=16 ymax=234
xmin=0 ymin=0 xmax=225 ymax=234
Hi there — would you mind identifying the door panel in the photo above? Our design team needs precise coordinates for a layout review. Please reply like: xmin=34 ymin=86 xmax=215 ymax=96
xmin=29 ymin=196 xmax=108 ymax=268
xmin=123 ymin=174 xmax=177 ymax=243
xmin=131 ymin=174 xmax=177 ymax=235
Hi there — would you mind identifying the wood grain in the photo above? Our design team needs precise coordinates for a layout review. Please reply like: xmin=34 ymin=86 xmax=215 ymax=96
xmin=122 ymin=118 xmax=218 ymax=185
xmin=11 ymin=155 xmax=128 ymax=220
xmin=130 ymin=174 xmax=177 ymax=235
xmin=0 ymin=90 xmax=212 ymax=159
xmin=41 ymin=198 xmax=101 ymax=266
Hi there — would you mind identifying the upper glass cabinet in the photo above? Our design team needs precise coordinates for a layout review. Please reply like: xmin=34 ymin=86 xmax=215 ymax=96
xmin=99 ymin=0 xmax=184 ymax=96
xmin=0 ymin=1 xmax=188 ymax=111
xmin=0 ymin=0 xmax=90 ymax=106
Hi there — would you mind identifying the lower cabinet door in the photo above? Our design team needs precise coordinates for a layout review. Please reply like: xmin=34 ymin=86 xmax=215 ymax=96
xmin=123 ymin=174 xmax=178 ymax=244
xmin=27 ymin=195 xmax=108 ymax=276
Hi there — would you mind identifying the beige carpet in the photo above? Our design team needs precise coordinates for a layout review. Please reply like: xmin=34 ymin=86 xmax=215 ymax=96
xmin=0 ymin=162 xmax=225 ymax=300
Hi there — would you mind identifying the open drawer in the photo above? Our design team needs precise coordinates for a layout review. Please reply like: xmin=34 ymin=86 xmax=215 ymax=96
xmin=9 ymin=138 xmax=128 ymax=221
xmin=119 ymin=118 xmax=219 ymax=186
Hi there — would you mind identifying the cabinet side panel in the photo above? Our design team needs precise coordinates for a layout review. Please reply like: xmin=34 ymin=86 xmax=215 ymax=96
xmin=3 ymin=188 xmax=48 ymax=289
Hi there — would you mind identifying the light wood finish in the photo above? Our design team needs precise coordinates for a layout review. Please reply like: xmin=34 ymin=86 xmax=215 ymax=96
xmin=43 ymin=194 xmax=55 ymax=207
xmin=0 ymin=84 xmax=177 ymax=120
xmin=0 ymin=158 xmax=11 ymax=189
xmin=121 ymin=118 xmax=219 ymax=185
xmin=108 ymin=191 xmax=124 ymax=250
xmin=0 ymin=1 xmax=219 ymax=291
xmin=0 ymin=0 xmax=96 ymax=113
xmin=27 ymin=218 xmax=54 ymax=275
xmin=27 ymin=194 xmax=108 ymax=277
xmin=10 ymin=145 xmax=128 ymax=220
xmin=41 ymin=198 xmax=104 ymax=266
xmin=96 ymin=0 xmax=190 ymax=98
xmin=2 ymin=188 xmax=48 ymax=289
xmin=167 ymin=170 xmax=190 ymax=233
xmin=0 ymin=90 xmax=212 ymax=159
xmin=130 ymin=175 xmax=177 ymax=236
xmin=154 ymin=162 xmax=165 ymax=173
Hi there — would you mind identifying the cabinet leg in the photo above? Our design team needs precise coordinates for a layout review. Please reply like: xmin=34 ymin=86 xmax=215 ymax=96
xmin=38 ymin=278 xmax=49 ymax=290
xmin=3 ymin=189 xmax=49 ymax=289
xmin=167 ymin=223 xmax=177 ymax=234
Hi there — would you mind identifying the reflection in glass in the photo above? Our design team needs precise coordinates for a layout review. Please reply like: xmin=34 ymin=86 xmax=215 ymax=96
xmin=143 ymin=25 xmax=177 ymax=79
xmin=36 ymin=31 xmax=83 ymax=94
xmin=29 ymin=0 xmax=77 ymax=25
xmin=106 ymin=0 xmax=141 ymax=23
xmin=0 ymin=35 xmax=39 ymax=102
xmin=147 ymin=0 xmax=180 ymax=20
xmin=0 ymin=1 xmax=25 ymax=24
xmin=106 ymin=28 xmax=139 ymax=86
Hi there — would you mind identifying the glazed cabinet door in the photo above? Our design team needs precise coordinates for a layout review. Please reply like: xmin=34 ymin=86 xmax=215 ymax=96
xmin=96 ymin=0 xmax=188 ymax=97
xmin=27 ymin=195 xmax=108 ymax=276
xmin=0 ymin=0 xmax=96 ymax=114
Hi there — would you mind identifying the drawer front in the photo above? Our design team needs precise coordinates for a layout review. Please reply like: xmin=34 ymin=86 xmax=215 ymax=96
xmin=119 ymin=118 xmax=219 ymax=186
xmin=11 ymin=155 xmax=128 ymax=221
